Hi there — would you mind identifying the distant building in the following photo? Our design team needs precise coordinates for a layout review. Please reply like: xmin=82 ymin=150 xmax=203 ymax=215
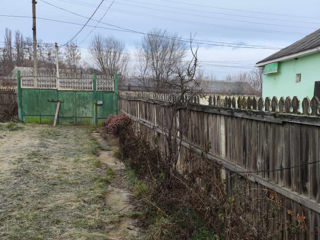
xmin=120 ymin=77 xmax=259 ymax=96
xmin=203 ymin=80 xmax=259 ymax=96
xmin=9 ymin=67 xmax=33 ymax=77
xmin=256 ymin=29 xmax=320 ymax=100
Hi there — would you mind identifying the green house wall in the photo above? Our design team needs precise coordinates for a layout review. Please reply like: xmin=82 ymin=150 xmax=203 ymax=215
xmin=262 ymin=52 xmax=320 ymax=100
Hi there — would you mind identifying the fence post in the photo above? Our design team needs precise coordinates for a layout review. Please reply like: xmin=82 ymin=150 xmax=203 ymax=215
xmin=114 ymin=74 xmax=118 ymax=115
xmin=17 ymin=71 xmax=23 ymax=121
xmin=93 ymin=74 xmax=97 ymax=125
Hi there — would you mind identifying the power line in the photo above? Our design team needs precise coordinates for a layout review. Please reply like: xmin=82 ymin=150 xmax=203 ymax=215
xmin=79 ymin=0 xmax=117 ymax=44
xmin=96 ymin=7 xmax=309 ymax=36
xmin=0 ymin=14 xmax=282 ymax=50
xmin=35 ymin=1 xmax=283 ymax=49
xmin=0 ymin=14 xmax=130 ymax=44
xmin=112 ymin=0 xmax=318 ymax=30
xmin=63 ymin=0 xmax=105 ymax=45
xmin=52 ymin=0 xmax=320 ymax=27
xmin=39 ymin=0 xmax=307 ymax=38
xmin=199 ymin=63 xmax=254 ymax=69
xmin=54 ymin=0 xmax=320 ymax=21
xmin=116 ymin=0 xmax=320 ymax=25
xmin=126 ymin=0 xmax=320 ymax=21
xmin=130 ymin=59 xmax=255 ymax=69
xmin=38 ymin=0 xmax=139 ymax=36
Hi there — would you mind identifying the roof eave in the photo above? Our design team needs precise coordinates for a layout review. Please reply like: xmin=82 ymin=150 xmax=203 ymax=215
xmin=256 ymin=47 xmax=320 ymax=67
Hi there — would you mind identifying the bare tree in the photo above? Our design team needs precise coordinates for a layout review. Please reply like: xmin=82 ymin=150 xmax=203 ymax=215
xmin=14 ymin=31 xmax=25 ymax=66
xmin=224 ymin=68 xmax=262 ymax=94
xmin=64 ymin=42 xmax=81 ymax=72
xmin=139 ymin=29 xmax=186 ymax=88
xmin=1 ymin=28 xmax=14 ymax=75
xmin=248 ymin=68 xmax=263 ymax=92
xmin=90 ymin=35 xmax=128 ymax=77
xmin=43 ymin=43 xmax=56 ymax=71
xmin=24 ymin=37 xmax=33 ymax=64
xmin=1 ymin=29 xmax=87 ymax=76
xmin=159 ymin=41 xmax=205 ymax=181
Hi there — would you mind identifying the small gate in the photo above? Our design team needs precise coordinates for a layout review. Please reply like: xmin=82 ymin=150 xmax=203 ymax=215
xmin=17 ymin=71 xmax=118 ymax=125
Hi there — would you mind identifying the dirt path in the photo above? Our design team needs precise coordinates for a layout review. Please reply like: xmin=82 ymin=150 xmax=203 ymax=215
xmin=93 ymin=133 xmax=139 ymax=240
xmin=0 ymin=123 xmax=140 ymax=240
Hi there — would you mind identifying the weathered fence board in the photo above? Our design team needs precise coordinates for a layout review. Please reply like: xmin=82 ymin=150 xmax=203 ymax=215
xmin=0 ymin=88 xmax=17 ymax=121
xmin=119 ymin=91 xmax=320 ymax=239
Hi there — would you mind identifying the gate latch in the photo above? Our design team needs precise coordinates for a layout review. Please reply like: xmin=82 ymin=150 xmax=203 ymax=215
xmin=48 ymin=99 xmax=64 ymax=103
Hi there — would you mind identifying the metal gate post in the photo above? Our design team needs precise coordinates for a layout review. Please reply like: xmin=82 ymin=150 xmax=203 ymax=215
xmin=114 ymin=74 xmax=118 ymax=115
xmin=17 ymin=71 xmax=23 ymax=121
xmin=93 ymin=74 xmax=97 ymax=125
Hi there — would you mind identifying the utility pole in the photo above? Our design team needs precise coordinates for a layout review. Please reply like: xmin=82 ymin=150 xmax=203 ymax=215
xmin=32 ymin=0 xmax=38 ymax=87
xmin=55 ymin=43 xmax=60 ymax=89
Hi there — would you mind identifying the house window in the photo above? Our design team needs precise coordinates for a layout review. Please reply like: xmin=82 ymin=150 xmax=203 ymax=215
xmin=296 ymin=73 xmax=301 ymax=83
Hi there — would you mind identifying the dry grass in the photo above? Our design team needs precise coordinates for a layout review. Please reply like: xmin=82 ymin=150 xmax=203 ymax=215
xmin=0 ymin=124 xmax=118 ymax=240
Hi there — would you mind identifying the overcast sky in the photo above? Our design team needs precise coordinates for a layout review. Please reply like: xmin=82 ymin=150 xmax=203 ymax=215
xmin=1 ymin=0 xmax=320 ymax=78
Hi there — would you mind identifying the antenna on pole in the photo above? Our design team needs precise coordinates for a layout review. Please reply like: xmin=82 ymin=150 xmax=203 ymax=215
xmin=32 ymin=0 xmax=38 ymax=87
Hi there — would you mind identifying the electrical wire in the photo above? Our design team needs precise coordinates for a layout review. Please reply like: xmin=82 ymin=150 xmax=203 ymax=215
xmin=63 ymin=0 xmax=105 ymax=45
xmin=111 ymin=0 xmax=318 ymax=30
xmin=39 ymin=0 xmax=308 ymax=38
xmin=34 ymin=1 xmax=284 ymax=50
xmin=38 ymin=0 xmax=143 ymax=36
xmin=0 ymin=14 xmax=282 ymax=50
xmin=199 ymin=63 xmax=254 ymax=69
xmin=130 ymin=59 xmax=255 ymax=69
xmin=53 ymin=0 xmax=320 ymax=22
xmin=120 ymin=0 xmax=320 ymax=21
xmin=0 ymin=14 xmax=134 ymax=40
xmin=116 ymin=0 xmax=320 ymax=25
xmin=79 ymin=0 xmax=117 ymax=44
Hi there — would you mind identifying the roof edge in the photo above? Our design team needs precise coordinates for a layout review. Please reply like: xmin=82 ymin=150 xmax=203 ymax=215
xmin=256 ymin=47 xmax=320 ymax=67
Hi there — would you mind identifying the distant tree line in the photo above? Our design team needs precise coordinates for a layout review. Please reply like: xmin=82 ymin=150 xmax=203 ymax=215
xmin=1 ymin=27 xmax=262 ymax=94
xmin=0 ymin=28 xmax=82 ymax=76
xmin=225 ymin=69 xmax=263 ymax=92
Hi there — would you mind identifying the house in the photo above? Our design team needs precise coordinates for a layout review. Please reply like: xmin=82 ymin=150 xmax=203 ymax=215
xmin=256 ymin=29 xmax=320 ymax=100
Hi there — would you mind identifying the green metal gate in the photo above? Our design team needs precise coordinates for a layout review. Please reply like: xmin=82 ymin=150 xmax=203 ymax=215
xmin=17 ymin=71 xmax=118 ymax=125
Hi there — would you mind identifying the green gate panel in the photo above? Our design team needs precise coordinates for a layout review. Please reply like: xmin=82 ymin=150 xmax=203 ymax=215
xmin=75 ymin=91 xmax=93 ymax=124
xmin=97 ymin=92 xmax=116 ymax=123
xmin=22 ymin=89 xmax=40 ymax=123
xmin=39 ymin=89 xmax=58 ymax=123
xmin=58 ymin=91 xmax=76 ymax=124
xmin=18 ymin=74 xmax=118 ymax=125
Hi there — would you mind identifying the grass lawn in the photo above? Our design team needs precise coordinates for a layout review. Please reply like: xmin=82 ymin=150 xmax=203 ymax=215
xmin=0 ymin=123 xmax=116 ymax=240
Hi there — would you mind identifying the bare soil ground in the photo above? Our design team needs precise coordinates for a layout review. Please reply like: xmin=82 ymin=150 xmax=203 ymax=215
xmin=0 ymin=123 xmax=140 ymax=240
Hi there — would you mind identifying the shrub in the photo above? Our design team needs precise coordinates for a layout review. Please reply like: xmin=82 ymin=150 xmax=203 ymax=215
xmin=104 ymin=114 xmax=131 ymax=136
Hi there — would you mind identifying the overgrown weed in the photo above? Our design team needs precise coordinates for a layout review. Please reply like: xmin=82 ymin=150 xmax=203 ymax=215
xmin=117 ymin=123 xmax=306 ymax=240
xmin=119 ymin=129 xmax=218 ymax=240
xmin=113 ymin=149 xmax=121 ymax=159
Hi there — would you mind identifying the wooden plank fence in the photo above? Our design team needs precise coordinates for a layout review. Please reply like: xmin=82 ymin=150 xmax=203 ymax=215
xmin=0 ymin=88 xmax=17 ymax=121
xmin=119 ymin=91 xmax=320 ymax=239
